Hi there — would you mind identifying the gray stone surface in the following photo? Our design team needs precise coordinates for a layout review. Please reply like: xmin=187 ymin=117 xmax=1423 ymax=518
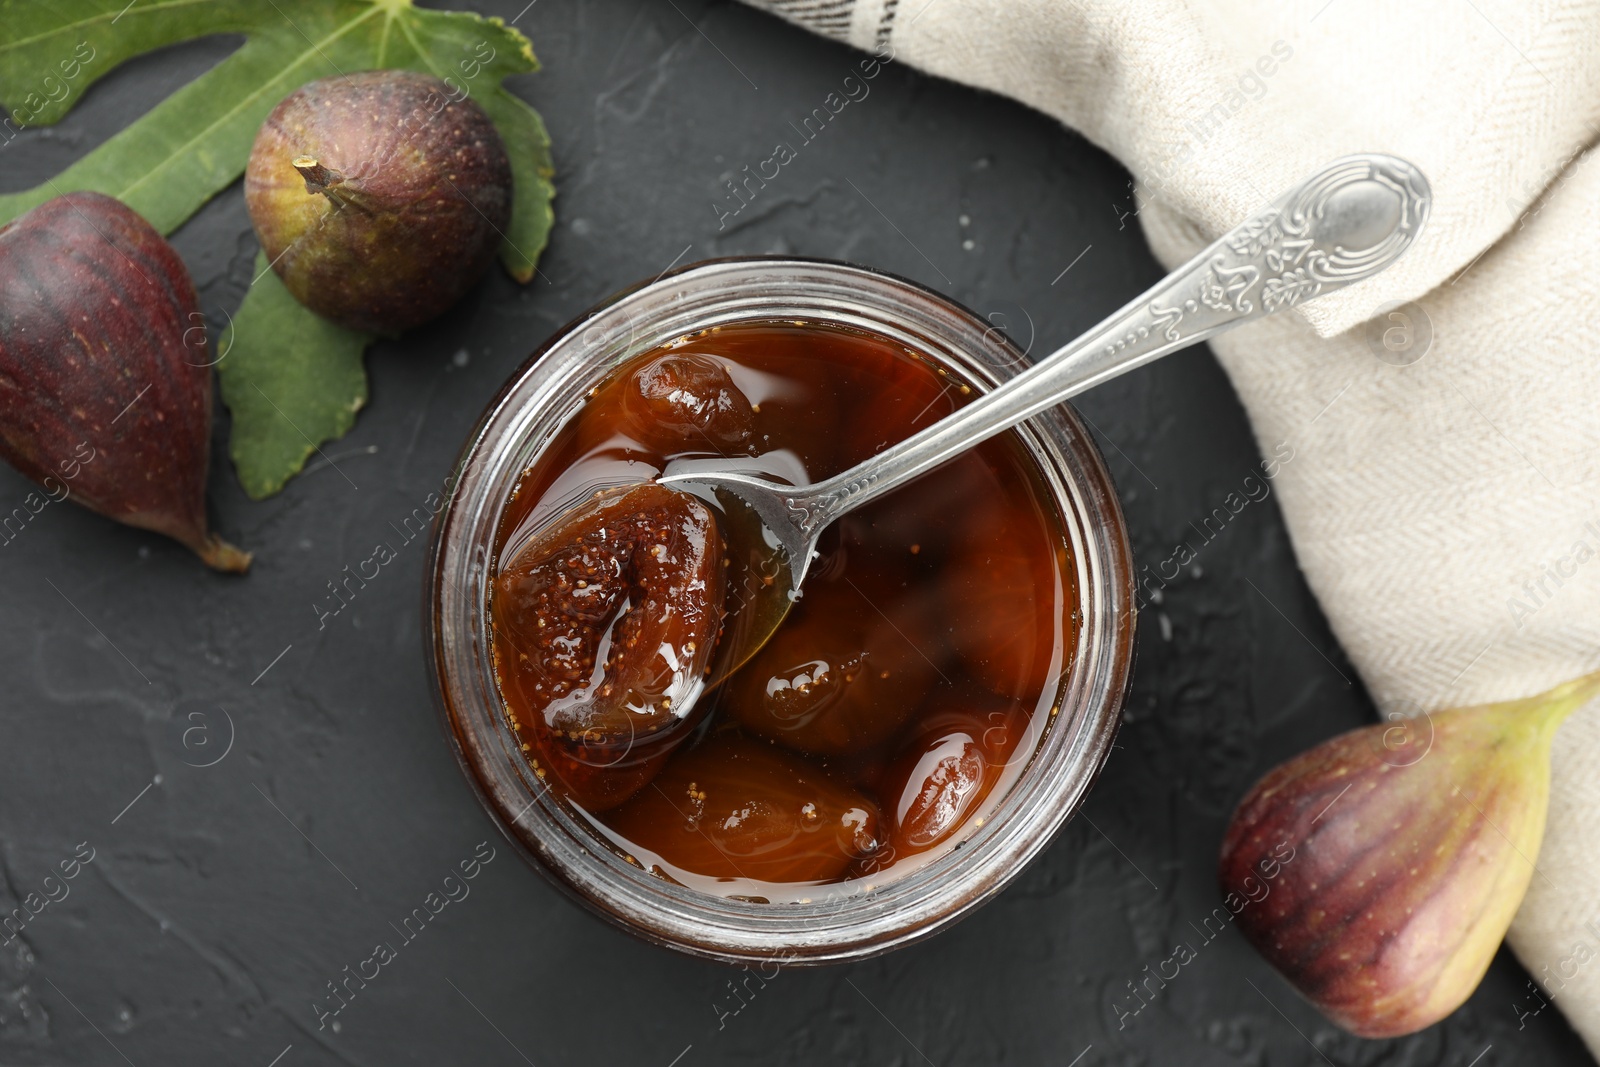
xmin=0 ymin=1 xmax=1588 ymax=1064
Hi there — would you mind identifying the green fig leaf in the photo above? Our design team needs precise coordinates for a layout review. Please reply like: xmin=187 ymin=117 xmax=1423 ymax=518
xmin=0 ymin=0 xmax=555 ymax=494
xmin=0 ymin=2 xmax=247 ymax=131
xmin=476 ymin=87 xmax=557 ymax=283
xmin=218 ymin=255 xmax=371 ymax=500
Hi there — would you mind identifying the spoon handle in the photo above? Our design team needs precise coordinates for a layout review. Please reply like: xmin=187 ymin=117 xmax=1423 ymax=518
xmin=786 ymin=153 xmax=1430 ymax=531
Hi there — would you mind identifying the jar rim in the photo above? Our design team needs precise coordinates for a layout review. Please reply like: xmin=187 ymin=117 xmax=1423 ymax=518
xmin=426 ymin=256 xmax=1137 ymax=963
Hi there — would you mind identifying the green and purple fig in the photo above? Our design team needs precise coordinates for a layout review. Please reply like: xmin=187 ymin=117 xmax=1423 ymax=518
xmin=1220 ymin=672 xmax=1600 ymax=1038
xmin=0 ymin=192 xmax=250 ymax=572
xmin=244 ymin=70 xmax=512 ymax=334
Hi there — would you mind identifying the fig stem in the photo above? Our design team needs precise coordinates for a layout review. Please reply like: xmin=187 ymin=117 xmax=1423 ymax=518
xmin=1531 ymin=668 xmax=1600 ymax=732
xmin=291 ymin=155 xmax=374 ymax=215
xmin=292 ymin=155 xmax=345 ymax=195
xmin=194 ymin=534 xmax=253 ymax=574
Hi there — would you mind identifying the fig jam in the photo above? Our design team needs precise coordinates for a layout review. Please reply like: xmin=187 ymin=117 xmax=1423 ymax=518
xmin=490 ymin=321 xmax=1077 ymax=901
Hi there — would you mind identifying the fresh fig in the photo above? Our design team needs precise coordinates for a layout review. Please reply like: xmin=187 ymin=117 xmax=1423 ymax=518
xmin=1219 ymin=671 xmax=1600 ymax=1038
xmin=244 ymin=70 xmax=512 ymax=334
xmin=0 ymin=192 xmax=249 ymax=572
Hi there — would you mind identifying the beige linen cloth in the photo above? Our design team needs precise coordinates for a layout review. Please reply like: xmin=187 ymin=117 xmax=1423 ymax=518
xmin=743 ymin=0 xmax=1600 ymax=1049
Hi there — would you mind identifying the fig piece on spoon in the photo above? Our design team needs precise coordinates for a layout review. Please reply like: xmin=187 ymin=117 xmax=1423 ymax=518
xmin=492 ymin=484 xmax=726 ymax=754
xmin=1220 ymin=671 xmax=1600 ymax=1037
xmin=0 ymin=192 xmax=249 ymax=572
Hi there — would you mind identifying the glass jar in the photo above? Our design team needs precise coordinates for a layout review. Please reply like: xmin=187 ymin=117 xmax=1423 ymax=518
xmin=426 ymin=257 xmax=1136 ymax=963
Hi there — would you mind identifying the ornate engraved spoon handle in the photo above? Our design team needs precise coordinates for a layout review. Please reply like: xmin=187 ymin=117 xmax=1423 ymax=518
xmin=785 ymin=154 xmax=1430 ymax=531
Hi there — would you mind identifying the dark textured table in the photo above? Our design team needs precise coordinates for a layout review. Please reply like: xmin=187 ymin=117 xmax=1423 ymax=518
xmin=1 ymin=2 xmax=1590 ymax=1064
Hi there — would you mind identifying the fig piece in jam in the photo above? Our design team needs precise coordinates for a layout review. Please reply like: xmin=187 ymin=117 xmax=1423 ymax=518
xmin=603 ymin=734 xmax=881 ymax=885
xmin=490 ymin=320 xmax=1074 ymax=898
xmin=622 ymin=353 xmax=756 ymax=452
xmin=493 ymin=483 xmax=724 ymax=750
xmin=726 ymin=570 xmax=938 ymax=757
xmin=879 ymin=696 xmax=1029 ymax=859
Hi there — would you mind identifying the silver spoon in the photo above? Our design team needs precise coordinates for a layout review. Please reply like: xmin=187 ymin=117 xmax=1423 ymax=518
xmin=662 ymin=154 xmax=1431 ymax=681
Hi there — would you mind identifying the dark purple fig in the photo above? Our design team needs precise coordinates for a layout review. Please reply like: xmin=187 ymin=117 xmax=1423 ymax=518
xmin=0 ymin=192 xmax=249 ymax=572
xmin=1219 ymin=671 xmax=1600 ymax=1038
xmin=244 ymin=70 xmax=513 ymax=334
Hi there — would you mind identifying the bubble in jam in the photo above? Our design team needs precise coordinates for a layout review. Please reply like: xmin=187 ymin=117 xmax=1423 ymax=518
xmin=491 ymin=322 xmax=1076 ymax=900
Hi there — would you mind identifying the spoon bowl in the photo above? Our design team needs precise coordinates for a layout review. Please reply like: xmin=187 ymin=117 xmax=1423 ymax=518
xmin=661 ymin=465 xmax=807 ymax=682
